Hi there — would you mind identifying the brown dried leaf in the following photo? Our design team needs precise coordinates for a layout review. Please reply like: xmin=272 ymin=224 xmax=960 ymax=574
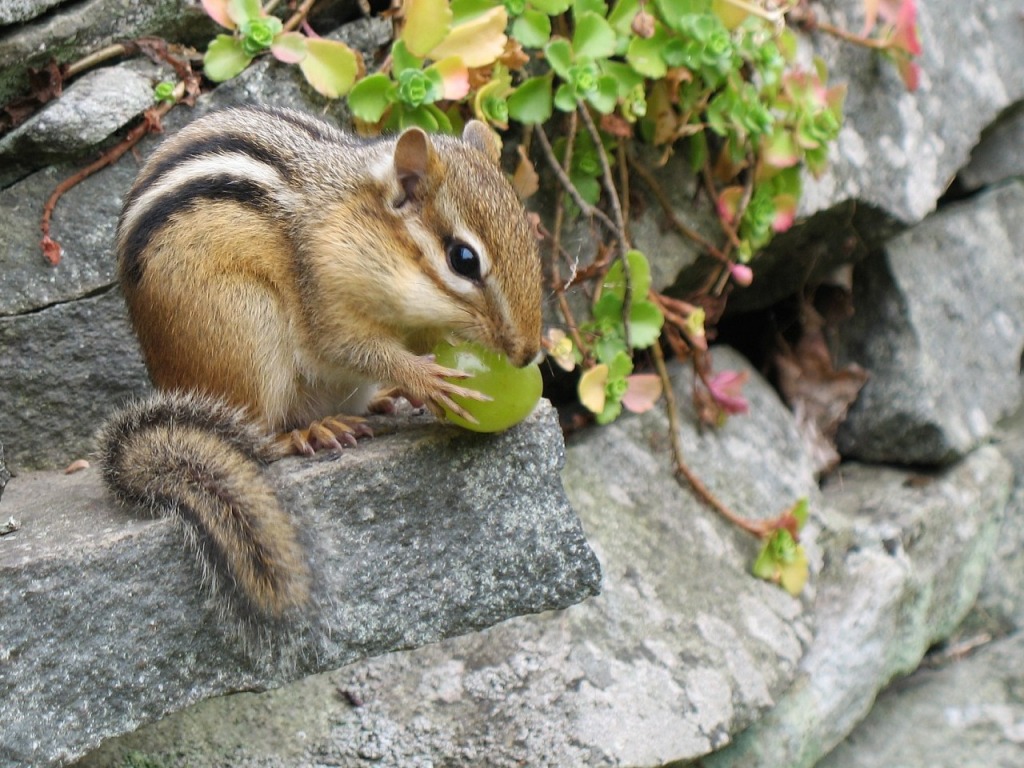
xmin=2 ymin=60 xmax=66 ymax=131
xmin=775 ymin=299 xmax=868 ymax=475
xmin=512 ymin=145 xmax=539 ymax=200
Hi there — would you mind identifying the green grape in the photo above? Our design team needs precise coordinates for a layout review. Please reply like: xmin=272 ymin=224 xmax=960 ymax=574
xmin=433 ymin=341 xmax=543 ymax=433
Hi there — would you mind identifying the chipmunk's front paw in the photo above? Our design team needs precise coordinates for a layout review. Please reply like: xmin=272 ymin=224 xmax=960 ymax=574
xmin=407 ymin=358 xmax=491 ymax=425
xmin=279 ymin=415 xmax=373 ymax=456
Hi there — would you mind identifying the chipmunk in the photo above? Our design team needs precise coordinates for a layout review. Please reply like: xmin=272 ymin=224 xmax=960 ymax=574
xmin=98 ymin=105 xmax=542 ymax=627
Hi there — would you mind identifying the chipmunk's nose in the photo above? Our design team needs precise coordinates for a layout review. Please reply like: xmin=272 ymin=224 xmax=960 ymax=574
xmin=506 ymin=339 xmax=541 ymax=368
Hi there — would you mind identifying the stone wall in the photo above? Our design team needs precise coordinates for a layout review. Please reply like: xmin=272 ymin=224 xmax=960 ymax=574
xmin=2 ymin=0 xmax=1024 ymax=766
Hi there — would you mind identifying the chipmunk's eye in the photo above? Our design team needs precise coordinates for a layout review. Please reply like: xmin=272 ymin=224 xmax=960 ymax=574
xmin=446 ymin=239 xmax=482 ymax=283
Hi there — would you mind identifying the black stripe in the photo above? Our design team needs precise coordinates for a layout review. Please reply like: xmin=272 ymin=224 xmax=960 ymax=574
xmin=120 ymin=175 xmax=276 ymax=286
xmin=123 ymin=132 xmax=294 ymax=214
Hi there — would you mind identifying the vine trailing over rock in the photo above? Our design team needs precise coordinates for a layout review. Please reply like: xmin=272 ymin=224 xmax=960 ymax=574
xmin=28 ymin=0 xmax=920 ymax=592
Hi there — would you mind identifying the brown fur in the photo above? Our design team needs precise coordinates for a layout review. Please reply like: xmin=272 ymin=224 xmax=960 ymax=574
xmin=103 ymin=106 xmax=541 ymax=628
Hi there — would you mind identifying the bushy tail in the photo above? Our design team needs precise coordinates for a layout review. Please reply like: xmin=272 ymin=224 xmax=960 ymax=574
xmin=98 ymin=391 xmax=312 ymax=621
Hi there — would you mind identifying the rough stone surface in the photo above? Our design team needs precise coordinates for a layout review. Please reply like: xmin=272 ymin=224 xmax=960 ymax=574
xmin=974 ymin=406 xmax=1024 ymax=635
xmin=0 ymin=17 xmax=392 ymax=474
xmin=0 ymin=60 xmax=169 ymax=186
xmin=835 ymin=181 xmax=1024 ymax=465
xmin=70 ymin=347 xmax=821 ymax=767
xmin=0 ymin=0 xmax=216 ymax=106
xmin=801 ymin=0 xmax=1024 ymax=224
xmin=819 ymin=631 xmax=1024 ymax=768
xmin=958 ymin=100 xmax=1024 ymax=191
xmin=720 ymin=0 xmax=1024 ymax=314
xmin=0 ymin=288 xmax=150 ymax=473
xmin=0 ymin=402 xmax=600 ymax=768
xmin=704 ymin=446 xmax=1012 ymax=768
xmin=0 ymin=0 xmax=65 ymax=26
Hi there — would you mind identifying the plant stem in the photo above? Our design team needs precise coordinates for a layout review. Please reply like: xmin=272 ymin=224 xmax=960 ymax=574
xmin=40 ymin=82 xmax=185 ymax=265
xmin=283 ymin=0 xmax=318 ymax=33
xmin=651 ymin=342 xmax=770 ymax=538
xmin=534 ymin=124 xmax=621 ymax=242
xmin=577 ymin=103 xmax=632 ymax=349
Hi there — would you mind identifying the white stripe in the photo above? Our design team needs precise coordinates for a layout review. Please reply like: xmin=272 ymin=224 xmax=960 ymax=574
xmin=120 ymin=152 xmax=288 ymax=238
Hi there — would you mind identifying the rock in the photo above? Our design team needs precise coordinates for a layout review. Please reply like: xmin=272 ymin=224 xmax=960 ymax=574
xmin=0 ymin=402 xmax=600 ymax=768
xmin=704 ymin=445 xmax=1012 ymax=768
xmin=957 ymin=101 xmax=1024 ymax=192
xmin=0 ymin=60 xmax=169 ymax=187
xmin=0 ymin=0 xmax=64 ymax=26
xmin=818 ymin=631 xmax=1024 ymax=768
xmin=0 ymin=17 xmax=393 ymax=473
xmin=801 ymin=0 xmax=1024 ymax=224
xmin=835 ymin=181 xmax=1024 ymax=465
xmin=973 ymin=406 xmax=1024 ymax=634
xmin=719 ymin=0 xmax=1024 ymax=314
xmin=71 ymin=346 xmax=823 ymax=767
xmin=0 ymin=288 xmax=150 ymax=472
xmin=0 ymin=0 xmax=216 ymax=107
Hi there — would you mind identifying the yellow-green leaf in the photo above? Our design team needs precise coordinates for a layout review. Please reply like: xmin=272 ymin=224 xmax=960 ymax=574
xmin=204 ymin=35 xmax=252 ymax=82
xmin=299 ymin=38 xmax=360 ymax=98
xmin=429 ymin=6 xmax=508 ymax=68
xmin=402 ymin=0 xmax=454 ymax=57
xmin=578 ymin=364 xmax=609 ymax=414
xmin=271 ymin=31 xmax=307 ymax=64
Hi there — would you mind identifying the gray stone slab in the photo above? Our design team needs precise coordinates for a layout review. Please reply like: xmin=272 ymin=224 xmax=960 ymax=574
xmin=800 ymin=0 xmax=1024 ymax=224
xmin=0 ymin=287 xmax=150 ymax=472
xmin=72 ymin=347 xmax=823 ymax=767
xmin=0 ymin=401 xmax=601 ymax=768
xmin=819 ymin=631 xmax=1024 ymax=768
xmin=959 ymin=101 xmax=1024 ymax=192
xmin=0 ymin=0 xmax=216 ymax=107
xmin=0 ymin=0 xmax=65 ymax=26
xmin=0 ymin=60 xmax=167 ymax=187
xmin=836 ymin=181 xmax=1024 ymax=465
xmin=705 ymin=445 xmax=1013 ymax=768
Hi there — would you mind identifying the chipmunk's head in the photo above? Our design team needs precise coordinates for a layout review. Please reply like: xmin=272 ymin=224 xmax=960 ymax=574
xmin=386 ymin=121 xmax=542 ymax=367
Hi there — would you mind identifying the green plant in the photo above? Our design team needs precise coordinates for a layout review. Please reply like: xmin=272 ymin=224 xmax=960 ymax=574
xmin=202 ymin=0 xmax=361 ymax=97
xmin=178 ymin=0 xmax=920 ymax=594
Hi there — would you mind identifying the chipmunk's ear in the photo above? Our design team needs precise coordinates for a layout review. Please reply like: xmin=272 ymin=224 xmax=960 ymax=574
xmin=462 ymin=120 xmax=502 ymax=165
xmin=394 ymin=127 xmax=432 ymax=204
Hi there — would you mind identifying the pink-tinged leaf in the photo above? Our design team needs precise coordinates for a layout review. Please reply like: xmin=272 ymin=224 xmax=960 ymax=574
xmin=772 ymin=194 xmax=797 ymax=232
xmin=41 ymin=235 xmax=62 ymax=265
xmin=202 ymin=0 xmax=235 ymax=28
xmin=271 ymin=32 xmax=307 ymax=63
xmin=431 ymin=56 xmax=470 ymax=100
xmin=578 ymin=364 xmax=609 ymax=414
xmin=897 ymin=56 xmax=920 ymax=91
xmin=299 ymin=38 xmax=360 ymax=98
xmin=402 ymin=0 xmax=453 ymax=57
xmin=621 ymin=374 xmax=663 ymax=414
xmin=763 ymin=130 xmax=800 ymax=169
xmin=706 ymin=369 xmax=749 ymax=415
xmin=716 ymin=186 xmax=743 ymax=225
xmin=430 ymin=6 xmax=508 ymax=68
xmin=880 ymin=0 xmax=921 ymax=55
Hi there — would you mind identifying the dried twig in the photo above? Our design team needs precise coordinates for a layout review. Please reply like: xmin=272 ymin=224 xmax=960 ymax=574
xmin=651 ymin=341 xmax=771 ymax=537
xmin=283 ymin=0 xmax=319 ymax=33
xmin=40 ymin=82 xmax=185 ymax=264
xmin=533 ymin=124 xmax=621 ymax=241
